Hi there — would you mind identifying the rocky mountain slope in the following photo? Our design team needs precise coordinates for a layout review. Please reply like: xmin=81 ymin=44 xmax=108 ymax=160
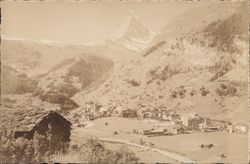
xmin=74 ymin=2 xmax=248 ymax=124
xmin=1 ymin=65 xmax=38 ymax=94
xmin=153 ymin=2 xmax=245 ymax=42
xmin=110 ymin=15 xmax=155 ymax=51
xmin=1 ymin=2 xmax=247 ymax=124
xmin=1 ymin=37 xmax=135 ymax=112
xmin=2 ymin=39 xmax=42 ymax=75
xmin=2 ymin=39 xmax=97 ymax=76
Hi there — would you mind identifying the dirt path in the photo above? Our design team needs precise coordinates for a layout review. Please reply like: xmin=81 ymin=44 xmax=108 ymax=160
xmin=99 ymin=137 xmax=196 ymax=163
xmin=72 ymin=122 xmax=196 ymax=163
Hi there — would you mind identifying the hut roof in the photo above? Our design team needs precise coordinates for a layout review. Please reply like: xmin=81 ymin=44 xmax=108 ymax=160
xmin=0 ymin=104 xmax=71 ymax=132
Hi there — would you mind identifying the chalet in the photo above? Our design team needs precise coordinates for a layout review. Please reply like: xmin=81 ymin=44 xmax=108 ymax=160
xmin=180 ymin=113 xmax=199 ymax=127
xmin=1 ymin=106 xmax=72 ymax=144
xmin=85 ymin=113 xmax=95 ymax=121
xmin=177 ymin=125 xmax=188 ymax=134
xmin=137 ymin=109 xmax=145 ymax=118
xmin=226 ymin=123 xmax=233 ymax=133
xmin=142 ymin=111 xmax=153 ymax=119
xmin=94 ymin=103 xmax=103 ymax=112
xmin=154 ymin=122 xmax=177 ymax=135
xmin=143 ymin=127 xmax=177 ymax=136
xmin=140 ymin=108 xmax=162 ymax=119
xmin=114 ymin=106 xmax=125 ymax=117
xmin=114 ymin=107 xmax=137 ymax=118
xmin=98 ymin=106 xmax=109 ymax=116
xmin=164 ymin=126 xmax=177 ymax=135
xmin=234 ymin=124 xmax=247 ymax=134
xmin=151 ymin=108 xmax=161 ymax=118
xmin=143 ymin=128 xmax=164 ymax=137
xmin=203 ymin=125 xmax=220 ymax=132
xmin=154 ymin=122 xmax=176 ymax=128
xmin=161 ymin=114 xmax=172 ymax=121
xmin=171 ymin=113 xmax=181 ymax=122
xmin=121 ymin=109 xmax=137 ymax=118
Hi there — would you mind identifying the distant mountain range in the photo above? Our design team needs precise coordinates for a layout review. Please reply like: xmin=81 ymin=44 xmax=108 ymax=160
xmin=1 ymin=1 xmax=248 ymax=124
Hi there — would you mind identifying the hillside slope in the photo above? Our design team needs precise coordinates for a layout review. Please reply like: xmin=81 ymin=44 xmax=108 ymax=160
xmin=74 ymin=2 xmax=248 ymax=124
xmin=1 ymin=65 xmax=38 ymax=94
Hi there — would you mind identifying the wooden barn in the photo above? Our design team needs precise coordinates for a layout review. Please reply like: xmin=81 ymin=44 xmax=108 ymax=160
xmin=1 ymin=105 xmax=72 ymax=144
xmin=120 ymin=109 xmax=137 ymax=118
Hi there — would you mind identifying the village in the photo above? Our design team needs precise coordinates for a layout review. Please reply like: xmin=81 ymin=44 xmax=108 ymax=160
xmin=1 ymin=0 xmax=248 ymax=163
xmin=1 ymin=99 xmax=247 ymax=163
xmin=73 ymin=101 xmax=247 ymax=137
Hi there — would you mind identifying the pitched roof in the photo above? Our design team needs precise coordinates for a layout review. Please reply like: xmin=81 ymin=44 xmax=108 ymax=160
xmin=0 ymin=104 xmax=70 ymax=132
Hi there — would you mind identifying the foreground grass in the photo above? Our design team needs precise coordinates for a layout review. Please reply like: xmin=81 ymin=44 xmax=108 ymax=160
xmin=0 ymin=129 xmax=139 ymax=163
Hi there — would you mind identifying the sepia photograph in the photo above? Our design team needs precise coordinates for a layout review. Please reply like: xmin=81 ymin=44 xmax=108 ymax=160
xmin=0 ymin=0 xmax=249 ymax=163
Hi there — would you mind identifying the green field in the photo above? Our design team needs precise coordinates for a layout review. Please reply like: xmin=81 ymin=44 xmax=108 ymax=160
xmin=103 ymin=142 xmax=177 ymax=163
xmin=71 ymin=117 xmax=248 ymax=163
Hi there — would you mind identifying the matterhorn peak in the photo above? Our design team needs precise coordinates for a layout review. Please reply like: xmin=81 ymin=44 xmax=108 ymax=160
xmin=110 ymin=12 xmax=155 ymax=51
xmin=126 ymin=10 xmax=139 ymax=22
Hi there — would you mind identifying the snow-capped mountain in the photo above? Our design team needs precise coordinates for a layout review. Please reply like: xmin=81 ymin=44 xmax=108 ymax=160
xmin=2 ymin=36 xmax=64 ymax=47
xmin=2 ymin=39 xmax=100 ymax=77
xmin=110 ymin=15 xmax=155 ymax=51
xmin=2 ymin=1 xmax=248 ymax=126
xmin=76 ymin=2 xmax=248 ymax=125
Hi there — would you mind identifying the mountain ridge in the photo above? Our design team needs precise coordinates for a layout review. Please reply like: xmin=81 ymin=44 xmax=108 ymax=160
xmin=110 ymin=15 xmax=155 ymax=51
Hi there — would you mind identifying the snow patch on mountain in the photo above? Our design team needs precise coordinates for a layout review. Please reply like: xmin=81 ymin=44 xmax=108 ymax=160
xmin=110 ymin=14 xmax=155 ymax=51
xmin=2 ymin=36 xmax=64 ymax=47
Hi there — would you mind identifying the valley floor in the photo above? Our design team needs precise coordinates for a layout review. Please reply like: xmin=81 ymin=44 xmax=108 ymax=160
xmin=71 ymin=117 xmax=248 ymax=163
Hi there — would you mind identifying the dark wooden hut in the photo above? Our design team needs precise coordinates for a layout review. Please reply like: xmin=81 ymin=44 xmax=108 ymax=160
xmin=15 ymin=111 xmax=71 ymax=141
xmin=1 ymin=106 xmax=72 ymax=143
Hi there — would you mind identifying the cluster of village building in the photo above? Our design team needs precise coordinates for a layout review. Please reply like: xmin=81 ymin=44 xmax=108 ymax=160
xmin=81 ymin=101 xmax=247 ymax=136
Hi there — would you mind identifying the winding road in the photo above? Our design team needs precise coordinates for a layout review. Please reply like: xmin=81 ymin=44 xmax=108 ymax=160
xmin=99 ymin=137 xmax=196 ymax=163
xmin=72 ymin=122 xmax=196 ymax=163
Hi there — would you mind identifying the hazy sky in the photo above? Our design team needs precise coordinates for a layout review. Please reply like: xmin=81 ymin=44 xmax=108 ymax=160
xmin=2 ymin=1 xmax=215 ymax=45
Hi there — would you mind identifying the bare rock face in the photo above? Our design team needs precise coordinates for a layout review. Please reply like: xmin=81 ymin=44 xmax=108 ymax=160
xmin=77 ymin=2 xmax=248 ymax=124
xmin=110 ymin=15 xmax=155 ymax=51
xmin=2 ymin=2 xmax=248 ymax=124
